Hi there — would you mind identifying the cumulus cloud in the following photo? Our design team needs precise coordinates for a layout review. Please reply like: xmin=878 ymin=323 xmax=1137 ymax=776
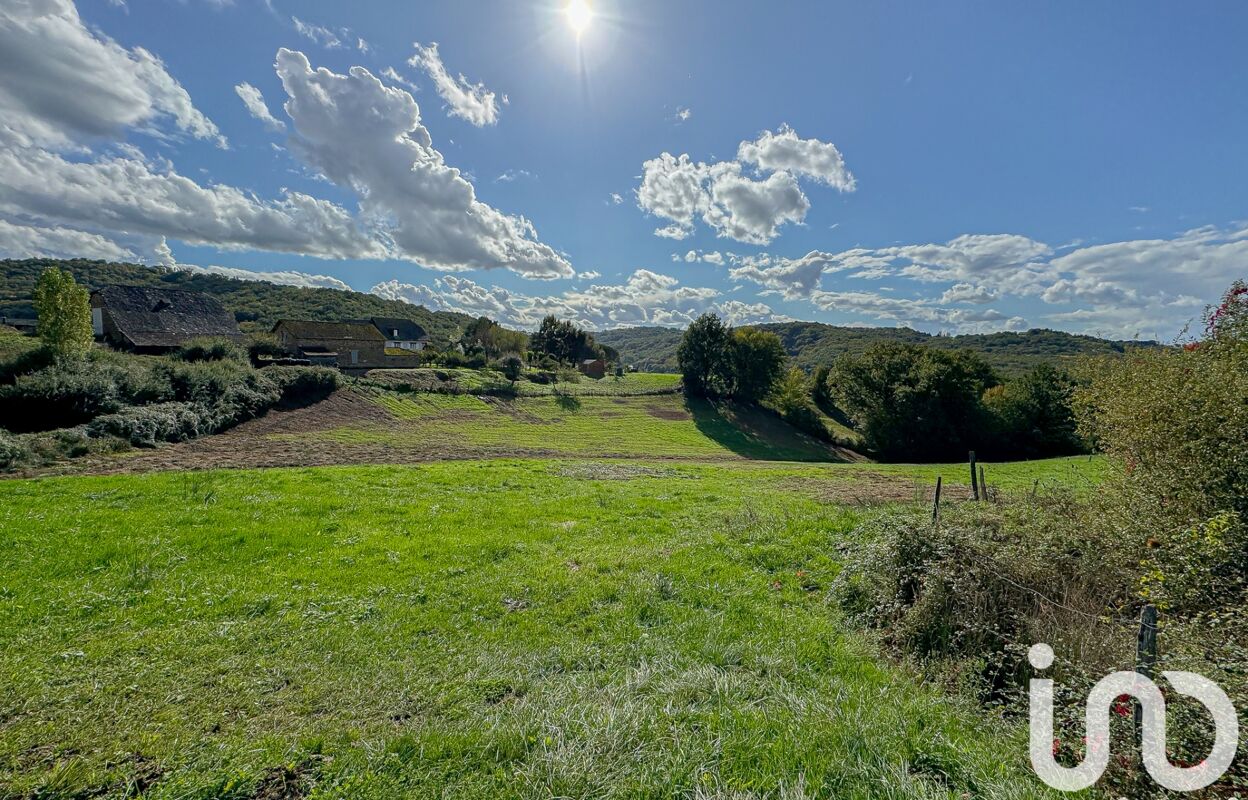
xmin=371 ymin=269 xmax=787 ymax=331
xmin=737 ymin=125 xmax=856 ymax=191
xmin=408 ymin=42 xmax=502 ymax=127
xmin=0 ymin=218 xmax=134 ymax=261
xmin=0 ymin=146 xmax=382 ymax=259
xmin=940 ymin=283 xmax=1000 ymax=304
xmin=179 ymin=263 xmax=353 ymax=291
xmin=0 ymin=0 xmax=224 ymax=148
xmin=234 ymin=82 xmax=285 ymax=132
xmin=810 ymin=289 xmax=1027 ymax=333
xmin=637 ymin=127 xmax=849 ymax=244
xmin=274 ymin=48 xmax=570 ymax=278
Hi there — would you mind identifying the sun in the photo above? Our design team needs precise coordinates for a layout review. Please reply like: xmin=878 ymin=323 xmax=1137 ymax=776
xmin=564 ymin=0 xmax=593 ymax=36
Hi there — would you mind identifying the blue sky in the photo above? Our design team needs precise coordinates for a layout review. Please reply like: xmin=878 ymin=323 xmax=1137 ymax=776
xmin=2 ymin=0 xmax=1246 ymax=338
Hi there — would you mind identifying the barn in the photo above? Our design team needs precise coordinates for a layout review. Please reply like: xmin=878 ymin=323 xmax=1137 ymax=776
xmin=90 ymin=285 xmax=242 ymax=353
xmin=271 ymin=319 xmax=387 ymax=369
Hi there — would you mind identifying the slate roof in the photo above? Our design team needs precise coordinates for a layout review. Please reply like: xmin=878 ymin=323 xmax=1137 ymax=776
xmin=272 ymin=319 xmax=385 ymax=342
xmin=93 ymin=285 xmax=241 ymax=349
xmin=366 ymin=317 xmax=429 ymax=342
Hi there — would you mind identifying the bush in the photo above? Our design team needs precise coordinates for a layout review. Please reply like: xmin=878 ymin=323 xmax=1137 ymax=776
xmin=770 ymin=368 xmax=828 ymax=441
xmin=245 ymin=333 xmax=288 ymax=364
xmin=0 ymin=430 xmax=26 ymax=468
xmin=175 ymin=337 xmax=247 ymax=363
xmin=264 ymin=366 xmax=342 ymax=406
xmin=0 ymin=344 xmax=56 ymax=386
xmin=87 ymin=402 xmax=212 ymax=447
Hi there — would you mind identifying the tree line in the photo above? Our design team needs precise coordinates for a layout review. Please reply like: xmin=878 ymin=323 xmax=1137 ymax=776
xmin=677 ymin=312 xmax=1084 ymax=462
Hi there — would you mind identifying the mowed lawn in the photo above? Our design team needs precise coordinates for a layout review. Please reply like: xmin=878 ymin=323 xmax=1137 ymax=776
xmin=0 ymin=460 xmax=1084 ymax=799
xmin=297 ymin=391 xmax=851 ymax=462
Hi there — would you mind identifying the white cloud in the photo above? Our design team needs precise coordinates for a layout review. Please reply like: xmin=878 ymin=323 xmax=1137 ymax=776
xmin=0 ymin=146 xmax=382 ymax=259
xmin=0 ymin=0 xmax=224 ymax=149
xmin=636 ymin=127 xmax=854 ymax=244
xmin=940 ymin=283 xmax=1000 ymax=304
xmin=408 ymin=42 xmax=501 ymax=127
xmin=380 ymin=67 xmax=419 ymax=92
xmin=371 ymin=269 xmax=787 ymax=331
xmin=810 ymin=289 xmax=1027 ymax=333
xmin=180 ymin=263 xmax=353 ymax=291
xmin=495 ymin=169 xmax=532 ymax=183
xmin=291 ymin=16 xmax=342 ymax=49
xmin=737 ymin=125 xmax=856 ymax=191
xmin=609 ymin=192 xmax=624 ymax=205
xmin=675 ymin=106 xmax=691 ymax=122
xmin=233 ymin=82 xmax=285 ymax=132
xmin=0 ymin=218 xmax=134 ymax=261
xmin=702 ymin=161 xmax=808 ymax=245
xmin=576 ymin=271 xmax=601 ymax=280
xmin=275 ymin=49 xmax=570 ymax=278
xmin=638 ymin=153 xmax=808 ymax=244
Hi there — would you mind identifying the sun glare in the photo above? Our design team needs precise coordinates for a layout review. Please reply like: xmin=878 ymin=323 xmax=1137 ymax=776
xmin=564 ymin=0 xmax=593 ymax=36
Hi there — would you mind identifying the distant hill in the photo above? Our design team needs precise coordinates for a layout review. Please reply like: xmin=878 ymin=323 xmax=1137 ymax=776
xmin=599 ymin=321 xmax=1162 ymax=375
xmin=0 ymin=259 xmax=474 ymax=344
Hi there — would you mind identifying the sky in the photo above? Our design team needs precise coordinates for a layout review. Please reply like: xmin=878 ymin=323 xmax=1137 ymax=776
xmin=1 ymin=0 xmax=1246 ymax=340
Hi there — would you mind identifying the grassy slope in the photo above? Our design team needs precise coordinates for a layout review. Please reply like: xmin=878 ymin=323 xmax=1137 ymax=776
xmin=310 ymin=390 xmax=850 ymax=462
xmin=0 ymin=460 xmax=1082 ymax=799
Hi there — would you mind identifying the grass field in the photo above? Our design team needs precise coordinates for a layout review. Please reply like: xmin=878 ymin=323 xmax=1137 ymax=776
xmin=365 ymin=369 xmax=683 ymax=398
xmin=339 ymin=392 xmax=848 ymax=462
xmin=0 ymin=459 xmax=1091 ymax=799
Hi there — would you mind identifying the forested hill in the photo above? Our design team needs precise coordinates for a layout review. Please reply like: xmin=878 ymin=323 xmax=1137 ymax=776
xmin=599 ymin=321 xmax=1162 ymax=375
xmin=1 ymin=259 xmax=474 ymax=344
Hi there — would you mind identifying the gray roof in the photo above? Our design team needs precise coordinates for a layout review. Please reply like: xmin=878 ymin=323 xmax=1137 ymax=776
xmin=93 ymin=285 xmax=241 ymax=348
xmin=273 ymin=319 xmax=385 ymax=342
xmin=366 ymin=317 xmax=428 ymax=342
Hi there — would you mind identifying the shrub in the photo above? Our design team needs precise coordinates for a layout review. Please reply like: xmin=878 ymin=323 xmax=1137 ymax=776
xmin=175 ymin=337 xmax=247 ymax=363
xmin=771 ymin=368 xmax=827 ymax=441
xmin=0 ymin=359 xmax=126 ymax=431
xmin=264 ymin=366 xmax=342 ymax=406
xmin=246 ymin=333 xmax=288 ymax=364
xmin=87 ymin=402 xmax=211 ymax=447
xmin=0 ymin=430 xmax=26 ymax=468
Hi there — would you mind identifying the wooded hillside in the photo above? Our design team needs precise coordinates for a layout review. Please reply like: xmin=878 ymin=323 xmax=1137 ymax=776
xmin=600 ymin=320 xmax=1162 ymax=375
xmin=0 ymin=259 xmax=474 ymax=345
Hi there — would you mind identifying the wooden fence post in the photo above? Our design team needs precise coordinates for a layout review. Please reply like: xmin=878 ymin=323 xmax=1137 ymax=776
xmin=1134 ymin=604 xmax=1159 ymax=744
xmin=979 ymin=465 xmax=988 ymax=502
xmin=931 ymin=476 xmax=942 ymax=524
xmin=969 ymin=451 xmax=979 ymax=501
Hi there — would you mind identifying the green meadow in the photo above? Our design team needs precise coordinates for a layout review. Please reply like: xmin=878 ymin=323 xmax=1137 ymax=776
xmin=0 ymin=458 xmax=1091 ymax=799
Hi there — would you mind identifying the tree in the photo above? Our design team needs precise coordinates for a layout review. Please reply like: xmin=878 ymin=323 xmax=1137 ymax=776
xmin=728 ymin=327 xmax=788 ymax=403
xmin=772 ymin=367 xmax=825 ymax=439
xmin=677 ymin=313 xmax=732 ymax=397
xmin=499 ymin=353 xmax=524 ymax=386
xmin=33 ymin=267 xmax=92 ymax=358
xmin=829 ymin=343 xmax=997 ymax=461
xmin=982 ymin=364 xmax=1081 ymax=458
xmin=530 ymin=315 xmax=601 ymax=364
xmin=811 ymin=364 xmax=833 ymax=410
